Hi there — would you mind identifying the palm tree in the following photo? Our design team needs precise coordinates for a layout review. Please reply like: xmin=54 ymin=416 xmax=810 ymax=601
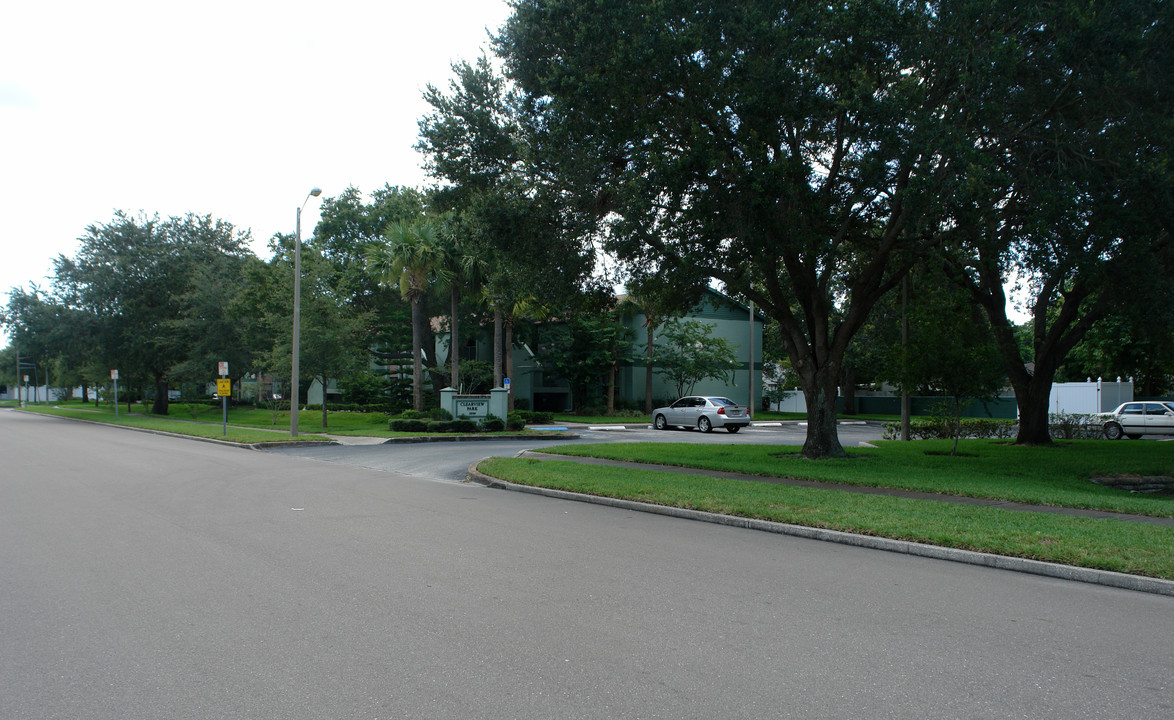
xmin=366 ymin=218 xmax=445 ymax=410
xmin=481 ymin=274 xmax=549 ymax=412
xmin=435 ymin=220 xmax=488 ymax=392
xmin=622 ymin=281 xmax=683 ymax=413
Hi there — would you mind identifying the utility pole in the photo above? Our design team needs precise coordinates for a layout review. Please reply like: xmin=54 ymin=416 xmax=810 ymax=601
xmin=900 ymin=275 xmax=911 ymax=441
xmin=748 ymin=300 xmax=755 ymax=418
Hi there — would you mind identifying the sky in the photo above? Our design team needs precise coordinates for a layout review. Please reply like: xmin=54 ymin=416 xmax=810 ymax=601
xmin=0 ymin=0 xmax=514 ymax=345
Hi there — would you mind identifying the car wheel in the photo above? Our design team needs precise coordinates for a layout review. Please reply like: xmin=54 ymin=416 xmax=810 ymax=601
xmin=698 ymin=416 xmax=712 ymax=433
xmin=726 ymin=425 xmax=741 ymax=434
xmin=1126 ymin=434 xmax=1143 ymax=440
xmin=1103 ymin=422 xmax=1124 ymax=440
xmin=654 ymin=414 xmax=668 ymax=430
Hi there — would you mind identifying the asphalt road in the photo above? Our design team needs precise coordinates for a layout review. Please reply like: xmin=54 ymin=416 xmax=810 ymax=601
xmin=271 ymin=421 xmax=886 ymax=482
xmin=2 ymin=409 xmax=1172 ymax=719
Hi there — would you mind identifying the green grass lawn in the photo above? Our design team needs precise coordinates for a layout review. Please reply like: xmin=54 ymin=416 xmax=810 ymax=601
xmin=35 ymin=401 xmax=554 ymax=439
xmin=477 ymin=456 xmax=1174 ymax=579
xmin=533 ymin=440 xmax=1174 ymax=517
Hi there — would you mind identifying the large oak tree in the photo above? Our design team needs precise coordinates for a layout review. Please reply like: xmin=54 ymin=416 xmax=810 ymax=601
xmin=937 ymin=0 xmax=1172 ymax=444
xmin=497 ymin=0 xmax=973 ymax=457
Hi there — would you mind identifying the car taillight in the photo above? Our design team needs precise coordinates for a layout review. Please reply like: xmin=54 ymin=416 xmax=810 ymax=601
xmin=717 ymin=406 xmax=726 ymax=415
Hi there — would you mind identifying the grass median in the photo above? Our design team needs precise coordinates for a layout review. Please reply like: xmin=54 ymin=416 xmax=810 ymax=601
xmin=25 ymin=402 xmax=560 ymax=440
xmin=532 ymin=440 xmax=1174 ymax=517
xmin=19 ymin=405 xmax=331 ymax=444
xmin=476 ymin=440 xmax=1174 ymax=579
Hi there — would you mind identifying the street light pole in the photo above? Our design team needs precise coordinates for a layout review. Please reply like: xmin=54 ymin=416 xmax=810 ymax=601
xmin=291 ymin=187 xmax=322 ymax=438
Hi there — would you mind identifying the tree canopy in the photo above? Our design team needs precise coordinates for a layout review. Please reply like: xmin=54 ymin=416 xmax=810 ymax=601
xmin=496 ymin=0 xmax=978 ymax=456
xmin=496 ymin=0 xmax=1172 ymax=453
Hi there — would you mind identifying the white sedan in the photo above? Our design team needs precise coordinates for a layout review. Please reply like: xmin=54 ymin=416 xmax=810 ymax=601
xmin=1100 ymin=401 xmax=1174 ymax=439
xmin=652 ymin=396 xmax=751 ymax=433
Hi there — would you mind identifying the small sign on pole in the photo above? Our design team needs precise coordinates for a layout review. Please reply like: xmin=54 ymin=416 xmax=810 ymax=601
xmin=504 ymin=377 xmax=511 ymax=394
xmin=217 ymin=366 xmax=230 ymax=437
xmin=111 ymin=369 xmax=119 ymax=419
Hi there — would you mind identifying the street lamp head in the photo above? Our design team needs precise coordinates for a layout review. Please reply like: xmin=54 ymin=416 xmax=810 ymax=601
xmin=309 ymin=187 xmax=322 ymax=197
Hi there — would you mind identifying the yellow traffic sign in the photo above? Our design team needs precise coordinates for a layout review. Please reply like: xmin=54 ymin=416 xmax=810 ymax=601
xmin=216 ymin=378 xmax=232 ymax=396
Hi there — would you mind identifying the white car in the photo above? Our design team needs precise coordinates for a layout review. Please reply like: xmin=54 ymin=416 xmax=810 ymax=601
xmin=1100 ymin=401 xmax=1174 ymax=439
xmin=652 ymin=396 xmax=750 ymax=433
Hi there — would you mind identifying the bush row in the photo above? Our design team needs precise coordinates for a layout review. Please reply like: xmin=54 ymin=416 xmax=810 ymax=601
xmin=389 ymin=413 xmax=526 ymax=434
xmin=882 ymin=413 xmax=1108 ymax=440
xmin=1046 ymin=413 xmax=1107 ymax=440
xmin=304 ymin=402 xmax=406 ymax=413
xmin=882 ymin=417 xmax=1017 ymax=440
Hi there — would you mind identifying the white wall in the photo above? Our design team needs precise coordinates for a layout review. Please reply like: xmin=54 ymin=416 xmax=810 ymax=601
xmin=8 ymin=385 xmax=71 ymax=403
xmin=769 ymin=389 xmax=807 ymax=413
xmin=1049 ymin=378 xmax=1133 ymax=415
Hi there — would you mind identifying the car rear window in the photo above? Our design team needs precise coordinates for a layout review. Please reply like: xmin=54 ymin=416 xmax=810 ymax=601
xmin=708 ymin=397 xmax=737 ymax=406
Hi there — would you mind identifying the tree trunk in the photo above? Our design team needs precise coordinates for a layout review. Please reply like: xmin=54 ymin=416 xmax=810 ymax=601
xmin=153 ymin=373 xmax=169 ymax=415
xmin=800 ymin=369 xmax=847 ymax=459
xmin=951 ymin=397 xmax=962 ymax=456
xmin=840 ymin=367 xmax=857 ymax=416
xmin=493 ymin=309 xmax=503 ymax=388
xmin=1012 ymin=377 xmax=1054 ymax=446
xmin=450 ymin=285 xmax=460 ymax=390
xmin=411 ymin=296 xmax=424 ymax=411
xmin=504 ymin=319 xmax=515 ymax=413
xmin=607 ymin=362 xmax=616 ymax=415
xmin=81 ymin=382 xmax=89 ymax=404
xmin=644 ymin=322 xmax=655 ymax=414
xmin=321 ymin=377 xmax=329 ymax=428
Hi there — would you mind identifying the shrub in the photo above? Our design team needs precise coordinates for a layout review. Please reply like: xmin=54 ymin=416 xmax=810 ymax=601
xmin=178 ymin=402 xmax=209 ymax=420
xmin=481 ymin=414 xmax=506 ymax=432
xmin=883 ymin=417 xmax=1017 ymax=440
xmin=511 ymin=410 xmax=554 ymax=425
xmin=1048 ymin=413 xmax=1104 ymax=440
xmin=429 ymin=407 xmax=454 ymax=421
xmin=883 ymin=413 xmax=1107 ymax=441
xmin=506 ymin=416 xmax=526 ymax=431
xmin=450 ymin=418 xmax=478 ymax=433
xmin=399 ymin=409 xmax=425 ymax=419
xmin=389 ymin=418 xmax=428 ymax=432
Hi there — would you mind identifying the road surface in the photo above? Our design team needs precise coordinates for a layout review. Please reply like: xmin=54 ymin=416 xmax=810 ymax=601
xmin=2 ymin=409 xmax=1171 ymax=718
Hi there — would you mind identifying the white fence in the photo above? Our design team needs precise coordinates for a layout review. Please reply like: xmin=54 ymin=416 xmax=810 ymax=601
xmin=1049 ymin=378 xmax=1133 ymax=415
xmin=4 ymin=385 xmax=68 ymax=403
xmin=768 ymin=389 xmax=807 ymax=413
xmin=766 ymin=378 xmax=1134 ymax=416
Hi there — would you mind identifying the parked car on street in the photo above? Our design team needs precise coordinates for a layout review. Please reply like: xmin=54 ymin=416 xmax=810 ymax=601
xmin=1099 ymin=401 xmax=1174 ymax=439
xmin=652 ymin=396 xmax=751 ymax=433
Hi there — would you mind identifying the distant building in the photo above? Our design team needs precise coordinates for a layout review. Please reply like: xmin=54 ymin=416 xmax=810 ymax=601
xmin=437 ymin=288 xmax=765 ymax=412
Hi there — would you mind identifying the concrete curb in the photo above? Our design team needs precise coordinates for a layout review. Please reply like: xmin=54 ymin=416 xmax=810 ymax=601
xmin=465 ymin=464 xmax=1174 ymax=598
xmin=377 ymin=433 xmax=581 ymax=445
